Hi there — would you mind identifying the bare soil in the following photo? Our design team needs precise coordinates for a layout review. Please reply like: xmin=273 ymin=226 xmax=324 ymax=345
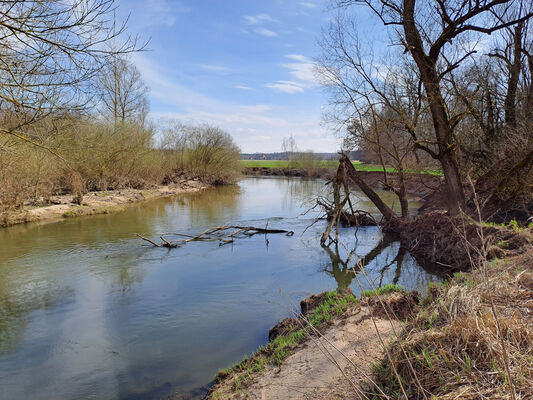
xmin=1 ymin=179 xmax=208 ymax=227
xmin=208 ymin=305 xmax=401 ymax=400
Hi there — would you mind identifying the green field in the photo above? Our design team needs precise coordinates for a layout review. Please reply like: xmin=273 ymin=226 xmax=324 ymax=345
xmin=240 ymin=159 xmax=442 ymax=176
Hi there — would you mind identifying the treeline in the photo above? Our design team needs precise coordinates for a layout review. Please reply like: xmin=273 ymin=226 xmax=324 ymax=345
xmin=319 ymin=0 xmax=533 ymax=222
xmin=0 ymin=1 xmax=240 ymax=218
xmin=240 ymin=151 xmax=362 ymax=161
xmin=0 ymin=119 xmax=241 ymax=212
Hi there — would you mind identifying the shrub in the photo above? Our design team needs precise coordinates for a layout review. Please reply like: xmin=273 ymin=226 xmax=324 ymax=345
xmin=161 ymin=123 xmax=241 ymax=185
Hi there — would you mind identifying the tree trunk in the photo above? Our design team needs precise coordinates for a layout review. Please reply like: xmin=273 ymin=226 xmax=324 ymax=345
xmin=341 ymin=154 xmax=399 ymax=223
xmin=402 ymin=0 xmax=465 ymax=215
xmin=440 ymin=150 xmax=465 ymax=216
xmin=397 ymin=171 xmax=409 ymax=219
xmin=504 ymin=21 xmax=523 ymax=128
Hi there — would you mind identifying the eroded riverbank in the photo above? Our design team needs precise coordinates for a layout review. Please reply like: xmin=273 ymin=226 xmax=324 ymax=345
xmin=206 ymin=288 xmax=418 ymax=400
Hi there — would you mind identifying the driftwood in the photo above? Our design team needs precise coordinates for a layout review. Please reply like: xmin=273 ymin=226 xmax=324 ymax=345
xmin=137 ymin=225 xmax=294 ymax=249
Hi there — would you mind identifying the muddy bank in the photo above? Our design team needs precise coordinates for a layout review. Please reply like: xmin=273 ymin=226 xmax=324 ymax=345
xmin=1 ymin=178 xmax=209 ymax=228
xmin=244 ymin=167 xmax=443 ymax=199
xmin=206 ymin=289 xmax=417 ymax=400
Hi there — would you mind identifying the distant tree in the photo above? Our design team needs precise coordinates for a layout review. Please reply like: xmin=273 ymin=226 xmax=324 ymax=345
xmin=281 ymin=134 xmax=298 ymax=167
xmin=98 ymin=55 xmax=149 ymax=128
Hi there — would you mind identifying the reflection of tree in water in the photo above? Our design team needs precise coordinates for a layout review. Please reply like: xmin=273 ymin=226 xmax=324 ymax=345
xmin=275 ymin=178 xmax=331 ymax=211
xmin=322 ymin=234 xmax=406 ymax=290
xmin=176 ymin=184 xmax=242 ymax=225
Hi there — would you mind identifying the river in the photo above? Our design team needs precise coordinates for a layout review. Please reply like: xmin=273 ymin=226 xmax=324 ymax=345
xmin=0 ymin=177 xmax=441 ymax=399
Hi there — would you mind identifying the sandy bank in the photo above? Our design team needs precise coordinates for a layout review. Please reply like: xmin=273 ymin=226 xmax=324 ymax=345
xmin=207 ymin=290 xmax=418 ymax=400
xmin=1 ymin=178 xmax=209 ymax=228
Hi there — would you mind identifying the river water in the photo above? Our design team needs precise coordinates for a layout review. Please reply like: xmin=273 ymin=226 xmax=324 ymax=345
xmin=0 ymin=177 xmax=441 ymax=399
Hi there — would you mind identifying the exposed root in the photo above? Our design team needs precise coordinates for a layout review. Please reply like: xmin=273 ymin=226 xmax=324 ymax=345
xmin=400 ymin=212 xmax=533 ymax=271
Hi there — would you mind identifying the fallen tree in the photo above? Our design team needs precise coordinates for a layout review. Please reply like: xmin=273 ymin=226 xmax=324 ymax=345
xmin=137 ymin=225 xmax=294 ymax=249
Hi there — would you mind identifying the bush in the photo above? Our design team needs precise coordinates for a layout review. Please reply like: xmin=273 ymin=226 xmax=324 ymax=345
xmin=161 ymin=123 xmax=241 ymax=185
xmin=0 ymin=118 xmax=242 ymax=218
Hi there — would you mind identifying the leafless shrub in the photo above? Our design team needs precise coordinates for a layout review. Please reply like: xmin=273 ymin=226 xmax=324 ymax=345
xmin=161 ymin=123 xmax=241 ymax=185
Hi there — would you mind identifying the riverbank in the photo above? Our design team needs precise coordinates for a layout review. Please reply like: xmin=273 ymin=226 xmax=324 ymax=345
xmin=206 ymin=242 xmax=533 ymax=400
xmin=0 ymin=177 xmax=209 ymax=228
xmin=243 ymin=167 xmax=443 ymax=200
xmin=206 ymin=288 xmax=418 ymax=399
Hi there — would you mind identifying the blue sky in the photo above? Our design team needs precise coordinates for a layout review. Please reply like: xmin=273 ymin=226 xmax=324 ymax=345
xmin=116 ymin=0 xmax=341 ymax=153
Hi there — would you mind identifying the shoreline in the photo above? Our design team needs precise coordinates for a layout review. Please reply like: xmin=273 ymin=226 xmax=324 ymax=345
xmin=204 ymin=246 xmax=533 ymax=399
xmin=243 ymin=166 xmax=444 ymax=199
xmin=205 ymin=288 xmax=417 ymax=400
xmin=0 ymin=178 xmax=210 ymax=228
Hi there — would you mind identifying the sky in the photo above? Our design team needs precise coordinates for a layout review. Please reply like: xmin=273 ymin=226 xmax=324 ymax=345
xmin=115 ymin=0 xmax=342 ymax=153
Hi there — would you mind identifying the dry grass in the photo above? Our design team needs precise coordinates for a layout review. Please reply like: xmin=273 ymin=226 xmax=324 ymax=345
xmin=0 ymin=119 xmax=241 ymax=223
xmin=371 ymin=250 xmax=533 ymax=399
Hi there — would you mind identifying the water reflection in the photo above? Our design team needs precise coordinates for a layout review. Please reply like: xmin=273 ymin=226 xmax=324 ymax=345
xmin=322 ymin=235 xmax=408 ymax=291
xmin=0 ymin=177 xmax=439 ymax=400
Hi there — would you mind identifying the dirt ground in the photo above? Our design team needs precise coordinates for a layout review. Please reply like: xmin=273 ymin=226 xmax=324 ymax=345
xmin=210 ymin=306 xmax=400 ymax=400
xmin=1 ymin=179 xmax=208 ymax=227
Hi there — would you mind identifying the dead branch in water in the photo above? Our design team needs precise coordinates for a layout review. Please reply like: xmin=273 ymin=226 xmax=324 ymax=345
xmin=136 ymin=225 xmax=294 ymax=248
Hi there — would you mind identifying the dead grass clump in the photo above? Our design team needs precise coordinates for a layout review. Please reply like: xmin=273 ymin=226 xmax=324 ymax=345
xmin=372 ymin=253 xmax=533 ymax=399
xmin=364 ymin=291 xmax=420 ymax=321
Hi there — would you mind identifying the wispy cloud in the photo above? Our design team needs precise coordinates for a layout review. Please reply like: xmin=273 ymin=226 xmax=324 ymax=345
xmin=282 ymin=54 xmax=317 ymax=84
xmin=299 ymin=2 xmax=318 ymax=8
xmin=244 ymin=13 xmax=275 ymax=25
xmin=139 ymin=0 xmax=191 ymax=28
xmin=254 ymin=27 xmax=278 ymax=37
xmin=266 ymin=81 xmax=304 ymax=94
xmin=131 ymin=54 xmax=337 ymax=152
xmin=235 ymin=84 xmax=252 ymax=90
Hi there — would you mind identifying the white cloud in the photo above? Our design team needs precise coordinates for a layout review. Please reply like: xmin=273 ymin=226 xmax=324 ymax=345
xmin=132 ymin=55 xmax=338 ymax=152
xmin=281 ymin=54 xmax=317 ymax=84
xmin=140 ymin=0 xmax=191 ymax=28
xmin=241 ymin=105 xmax=273 ymax=113
xmin=235 ymin=84 xmax=252 ymax=90
xmin=254 ymin=27 xmax=278 ymax=37
xmin=299 ymin=2 xmax=318 ymax=8
xmin=266 ymin=81 xmax=305 ymax=94
xmin=244 ymin=13 xmax=274 ymax=25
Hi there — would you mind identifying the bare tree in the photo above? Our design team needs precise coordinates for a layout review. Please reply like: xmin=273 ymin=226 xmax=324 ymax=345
xmin=281 ymin=134 xmax=298 ymax=167
xmin=318 ymin=15 xmax=433 ymax=220
xmin=0 ymin=0 xmax=142 ymax=146
xmin=98 ymin=55 xmax=149 ymax=128
xmin=331 ymin=0 xmax=533 ymax=215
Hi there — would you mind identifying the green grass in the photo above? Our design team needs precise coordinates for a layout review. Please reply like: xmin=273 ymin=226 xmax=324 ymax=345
xmin=240 ymin=159 xmax=443 ymax=175
xmin=209 ymin=290 xmax=358 ymax=397
xmin=239 ymin=159 xmax=337 ymax=168
xmin=361 ymin=283 xmax=406 ymax=298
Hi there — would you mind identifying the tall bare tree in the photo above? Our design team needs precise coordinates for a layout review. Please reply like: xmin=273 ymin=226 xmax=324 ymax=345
xmin=330 ymin=0 xmax=533 ymax=215
xmin=98 ymin=55 xmax=149 ymax=128
xmin=0 ymin=0 xmax=141 ymax=146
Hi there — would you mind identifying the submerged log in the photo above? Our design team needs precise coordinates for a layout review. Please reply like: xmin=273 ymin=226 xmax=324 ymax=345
xmin=137 ymin=225 xmax=294 ymax=249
